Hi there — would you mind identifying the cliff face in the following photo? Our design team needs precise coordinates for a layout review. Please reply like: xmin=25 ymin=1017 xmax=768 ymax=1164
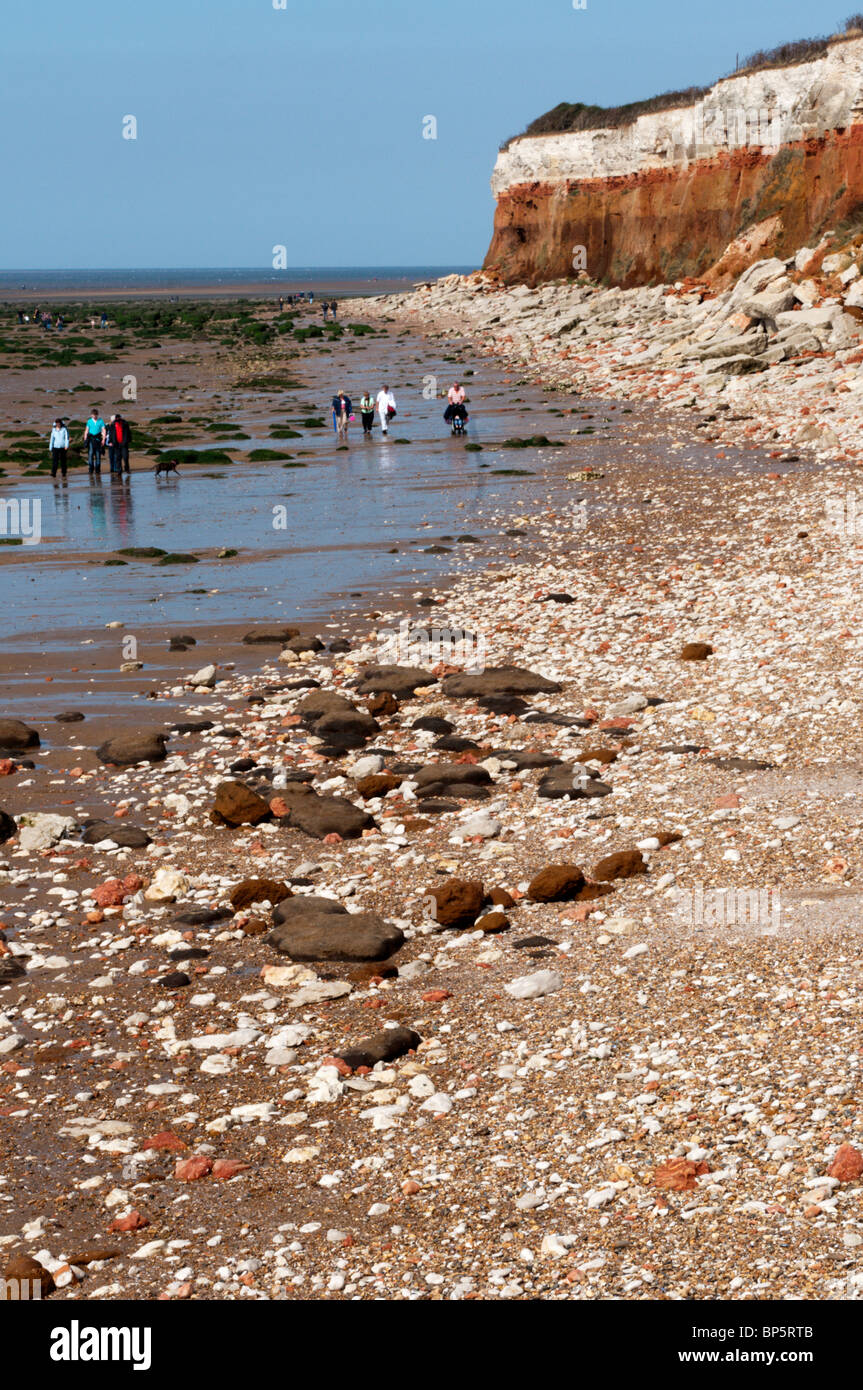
xmin=484 ymin=37 xmax=863 ymax=286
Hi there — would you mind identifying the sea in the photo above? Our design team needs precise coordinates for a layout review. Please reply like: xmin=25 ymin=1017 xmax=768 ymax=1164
xmin=0 ymin=267 xmax=474 ymax=300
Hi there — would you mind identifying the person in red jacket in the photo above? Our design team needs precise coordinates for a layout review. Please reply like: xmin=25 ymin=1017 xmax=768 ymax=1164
xmin=107 ymin=413 xmax=132 ymax=474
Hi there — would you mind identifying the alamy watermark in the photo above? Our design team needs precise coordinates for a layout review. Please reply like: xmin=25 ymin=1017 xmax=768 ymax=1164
xmin=0 ymin=498 xmax=41 ymax=546
xmin=0 ymin=1276 xmax=42 ymax=1300
xmin=673 ymin=883 xmax=781 ymax=933
xmin=377 ymin=619 xmax=486 ymax=673
xmin=680 ymin=103 xmax=796 ymax=154
xmin=825 ymin=492 xmax=863 ymax=539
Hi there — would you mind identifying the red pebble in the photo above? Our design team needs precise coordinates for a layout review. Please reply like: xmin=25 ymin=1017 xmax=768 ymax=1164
xmin=143 ymin=1130 xmax=188 ymax=1152
xmin=92 ymin=879 xmax=127 ymax=908
xmin=109 ymin=1209 xmax=149 ymax=1233
xmin=321 ymin=1055 xmax=353 ymax=1076
xmin=212 ymin=1159 xmax=250 ymax=1180
xmin=175 ymin=1156 xmax=213 ymax=1182
xmin=828 ymin=1143 xmax=863 ymax=1182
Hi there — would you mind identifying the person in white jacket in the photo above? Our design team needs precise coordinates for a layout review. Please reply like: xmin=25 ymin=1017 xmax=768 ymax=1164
xmin=49 ymin=418 xmax=69 ymax=479
xmin=375 ymin=385 xmax=396 ymax=436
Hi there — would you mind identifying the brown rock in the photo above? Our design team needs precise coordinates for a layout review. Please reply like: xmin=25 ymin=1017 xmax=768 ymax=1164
xmin=356 ymin=773 xmax=400 ymax=799
xmin=680 ymin=642 xmax=713 ymax=661
xmin=356 ymin=665 xmax=438 ymax=697
xmin=367 ymin=692 xmax=399 ymax=718
xmin=2 ymin=1254 xmax=54 ymax=1298
xmin=0 ymin=956 xmax=26 ymax=986
xmin=336 ymin=1026 xmax=421 ymax=1071
xmin=657 ymin=831 xmax=683 ymax=846
xmin=477 ymin=911 xmax=509 ymax=933
xmin=270 ymin=897 xmax=404 ymax=962
xmin=274 ymin=782 xmax=375 ymax=840
xmin=442 ymin=666 xmax=561 ymax=698
xmin=347 ymin=959 xmax=400 ymax=984
xmin=527 ymin=865 xmax=585 ymax=902
xmin=242 ymin=627 xmax=300 ymax=645
xmin=211 ymin=780 xmax=272 ymax=828
xmin=229 ymin=878 xmax=292 ymax=911
xmin=490 ymin=887 xmax=515 ymax=908
xmin=592 ymin=850 xmax=647 ymax=881
xmin=580 ymin=746 xmax=618 ymax=764
xmin=827 ymin=1143 xmax=863 ymax=1182
xmin=242 ymin=916 xmax=269 ymax=937
xmin=413 ymin=763 xmax=492 ymax=789
xmin=577 ymin=882 xmax=615 ymax=902
xmin=0 ymin=809 xmax=16 ymax=844
xmin=0 ymin=719 xmax=40 ymax=751
xmin=295 ymin=689 xmax=361 ymax=720
xmin=428 ymin=877 xmax=485 ymax=927
xmin=97 ymin=730 xmax=167 ymax=765
xmin=67 ymin=1247 xmax=120 ymax=1266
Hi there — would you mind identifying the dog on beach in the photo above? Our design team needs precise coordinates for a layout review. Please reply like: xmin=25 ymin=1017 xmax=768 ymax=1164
xmin=154 ymin=458 xmax=180 ymax=477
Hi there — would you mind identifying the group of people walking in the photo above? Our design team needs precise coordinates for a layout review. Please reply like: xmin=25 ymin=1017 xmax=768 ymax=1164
xmin=19 ymin=307 xmax=65 ymax=330
xmin=83 ymin=410 xmax=132 ymax=475
xmin=47 ymin=410 xmax=132 ymax=479
xmin=331 ymin=385 xmax=397 ymax=442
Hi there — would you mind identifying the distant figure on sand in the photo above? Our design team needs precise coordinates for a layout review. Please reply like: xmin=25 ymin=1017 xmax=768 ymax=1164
xmin=84 ymin=409 xmax=106 ymax=474
xmin=376 ymin=384 xmax=397 ymax=436
xmin=360 ymin=391 xmax=375 ymax=437
xmin=322 ymin=300 xmax=329 ymax=322
xmin=332 ymin=389 xmax=352 ymax=443
xmin=49 ymin=418 xmax=69 ymax=479
xmin=330 ymin=299 xmax=338 ymax=321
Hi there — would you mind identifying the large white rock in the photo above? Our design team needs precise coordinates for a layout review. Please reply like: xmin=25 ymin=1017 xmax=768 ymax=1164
xmin=144 ymin=867 xmax=189 ymax=902
xmin=187 ymin=664 xmax=216 ymax=688
xmin=350 ymin=754 xmax=384 ymax=779
xmin=167 ymin=1028 xmax=260 ymax=1054
xmin=459 ymin=811 xmax=501 ymax=840
xmin=17 ymin=813 xmax=76 ymax=853
xmin=505 ymin=970 xmax=563 ymax=1000
xmin=845 ymin=280 xmax=863 ymax=308
xmin=775 ymin=306 xmax=841 ymax=331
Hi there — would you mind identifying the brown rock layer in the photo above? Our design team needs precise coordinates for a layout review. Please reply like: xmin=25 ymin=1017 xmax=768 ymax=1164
xmin=484 ymin=128 xmax=863 ymax=287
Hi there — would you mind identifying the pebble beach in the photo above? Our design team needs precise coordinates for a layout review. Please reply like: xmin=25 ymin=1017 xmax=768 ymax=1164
xmin=2 ymin=247 xmax=863 ymax=1306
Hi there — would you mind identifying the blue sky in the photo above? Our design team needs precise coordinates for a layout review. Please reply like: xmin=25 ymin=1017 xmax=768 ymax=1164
xmin=0 ymin=0 xmax=838 ymax=268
